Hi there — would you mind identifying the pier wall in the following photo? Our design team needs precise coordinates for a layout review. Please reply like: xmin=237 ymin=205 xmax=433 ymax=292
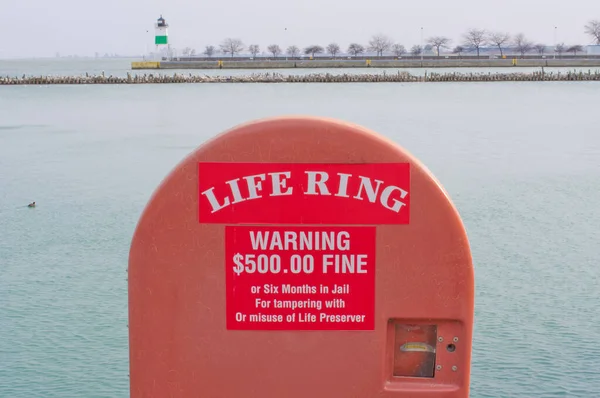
xmin=131 ymin=61 xmax=161 ymax=69
xmin=131 ymin=59 xmax=600 ymax=70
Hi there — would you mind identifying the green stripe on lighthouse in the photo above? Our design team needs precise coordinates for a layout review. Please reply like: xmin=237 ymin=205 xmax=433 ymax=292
xmin=155 ymin=36 xmax=168 ymax=45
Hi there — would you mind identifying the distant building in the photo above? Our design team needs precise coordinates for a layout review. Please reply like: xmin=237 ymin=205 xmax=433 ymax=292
xmin=587 ymin=45 xmax=600 ymax=55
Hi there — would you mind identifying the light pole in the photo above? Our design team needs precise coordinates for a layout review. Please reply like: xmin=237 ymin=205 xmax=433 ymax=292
xmin=284 ymin=27 xmax=288 ymax=60
xmin=144 ymin=30 xmax=149 ymax=60
xmin=420 ymin=27 xmax=424 ymax=62
xmin=553 ymin=26 xmax=557 ymax=59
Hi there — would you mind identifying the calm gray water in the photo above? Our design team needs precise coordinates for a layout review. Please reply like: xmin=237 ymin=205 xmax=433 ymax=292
xmin=1 ymin=59 xmax=599 ymax=398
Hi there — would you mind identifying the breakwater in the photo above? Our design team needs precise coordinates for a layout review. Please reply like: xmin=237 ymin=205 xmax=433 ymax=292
xmin=2 ymin=70 xmax=600 ymax=85
xmin=132 ymin=58 xmax=600 ymax=70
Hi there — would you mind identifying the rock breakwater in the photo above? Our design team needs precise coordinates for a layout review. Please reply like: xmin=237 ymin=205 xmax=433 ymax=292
xmin=2 ymin=70 xmax=600 ymax=85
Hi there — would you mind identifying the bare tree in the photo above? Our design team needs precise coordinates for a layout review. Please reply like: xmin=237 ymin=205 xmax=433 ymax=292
xmin=326 ymin=43 xmax=341 ymax=57
xmin=248 ymin=44 xmax=260 ymax=58
xmin=182 ymin=47 xmax=192 ymax=56
xmin=488 ymin=32 xmax=511 ymax=57
xmin=304 ymin=45 xmax=324 ymax=58
xmin=427 ymin=36 xmax=451 ymax=56
xmin=555 ymin=42 xmax=566 ymax=58
xmin=584 ymin=20 xmax=600 ymax=44
xmin=452 ymin=46 xmax=464 ymax=57
xmin=286 ymin=45 xmax=300 ymax=57
xmin=203 ymin=45 xmax=216 ymax=57
xmin=392 ymin=44 xmax=406 ymax=57
xmin=567 ymin=45 xmax=583 ymax=56
xmin=534 ymin=44 xmax=546 ymax=55
xmin=368 ymin=34 xmax=393 ymax=57
xmin=411 ymin=45 xmax=423 ymax=56
xmin=267 ymin=44 xmax=282 ymax=57
xmin=219 ymin=38 xmax=244 ymax=57
xmin=462 ymin=28 xmax=486 ymax=57
xmin=347 ymin=43 xmax=365 ymax=57
xmin=513 ymin=33 xmax=533 ymax=57
xmin=190 ymin=49 xmax=196 ymax=56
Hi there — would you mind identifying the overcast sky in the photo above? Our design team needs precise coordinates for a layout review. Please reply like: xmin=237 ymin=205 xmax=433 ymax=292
xmin=2 ymin=0 xmax=598 ymax=58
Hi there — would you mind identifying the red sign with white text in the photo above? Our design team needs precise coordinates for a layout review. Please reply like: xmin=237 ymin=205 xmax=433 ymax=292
xmin=198 ymin=163 xmax=410 ymax=225
xmin=225 ymin=226 xmax=376 ymax=330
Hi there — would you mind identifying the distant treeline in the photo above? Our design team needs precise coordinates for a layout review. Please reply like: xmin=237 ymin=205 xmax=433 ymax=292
xmin=171 ymin=21 xmax=600 ymax=60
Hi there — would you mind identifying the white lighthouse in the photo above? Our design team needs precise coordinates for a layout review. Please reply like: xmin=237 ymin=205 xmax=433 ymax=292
xmin=154 ymin=15 xmax=170 ymax=59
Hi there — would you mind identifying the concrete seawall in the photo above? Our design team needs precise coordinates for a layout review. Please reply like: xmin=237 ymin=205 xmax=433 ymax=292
xmin=132 ymin=59 xmax=600 ymax=70
xmin=3 ymin=70 xmax=600 ymax=85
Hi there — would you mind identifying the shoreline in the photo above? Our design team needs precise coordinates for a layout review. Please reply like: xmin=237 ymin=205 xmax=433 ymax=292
xmin=2 ymin=70 xmax=600 ymax=85
xmin=132 ymin=58 xmax=600 ymax=70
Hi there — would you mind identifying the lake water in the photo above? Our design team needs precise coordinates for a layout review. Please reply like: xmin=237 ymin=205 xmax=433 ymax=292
xmin=1 ymin=58 xmax=599 ymax=398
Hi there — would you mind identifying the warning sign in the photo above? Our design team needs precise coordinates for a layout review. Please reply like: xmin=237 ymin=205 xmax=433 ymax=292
xmin=225 ymin=226 xmax=376 ymax=330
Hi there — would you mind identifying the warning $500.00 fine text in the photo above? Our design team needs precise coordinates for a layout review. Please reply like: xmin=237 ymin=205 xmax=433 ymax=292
xmin=232 ymin=252 xmax=368 ymax=276
xmin=225 ymin=226 xmax=376 ymax=331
